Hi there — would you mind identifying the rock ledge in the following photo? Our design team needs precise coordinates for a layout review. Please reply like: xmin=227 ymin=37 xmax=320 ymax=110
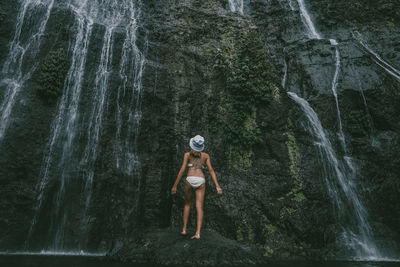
xmin=109 ymin=228 xmax=265 ymax=266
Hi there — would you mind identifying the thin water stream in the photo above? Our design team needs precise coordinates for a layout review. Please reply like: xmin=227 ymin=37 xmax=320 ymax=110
xmin=352 ymin=32 xmax=400 ymax=82
xmin=288 ymin=92 xmax=380 ymax=259
xmin=0 ymin=0 xmax=54 ymax=141
xmin=27 ymin=0 xmax=146 ymax=252
xmin=291 ymin=1 xmax=382 ymax=258
xmin=228 ymin=0 xmax=244 ymax=14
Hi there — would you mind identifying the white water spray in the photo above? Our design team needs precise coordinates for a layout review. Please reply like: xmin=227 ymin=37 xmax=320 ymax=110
xmin=288 ymin=92 xmax=380 ymax=259
xmin=228 ymin=0 xmax=244 ymax=14
xmin=353 ymin=33 xmax=400 ymax=82
xmin=282 ymin=55 xmax=288 ymax=89
xmin=27 ymin=0 xmax=146 ymax=252
xmin=330 ymin=41 xmax=346 ymax=152
xmin=27 ymin=0 xmax=94 ymax=250
xmin=0 ymin=0 xmax=54 ymax=141
xmin=295 ymin=0 xmax=321 ymax=39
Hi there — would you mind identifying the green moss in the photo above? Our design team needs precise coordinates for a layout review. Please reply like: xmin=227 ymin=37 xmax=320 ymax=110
xmin=0 ymin=8 xmax=5 ymax=25
xmin=213 ymin=25 xmax=278 ymax=169
xmin=347 ymin=110 xmax=373 ymax=137
xmin=280 ymin=207 xmax=296 ymax=220
xmin=283 ymin=118 xmax=307 ymax=205
xmin=262 ymin=246 xmax=274 ymax=257
xmin=248 ymin=227 xmax=255 ymax=241
xmin=37 ymin=48 xmax=69 ymax=102
xmin=236 ymin=227 xmax=244 ymax=241
xmin=228 ymin=146 xmax=253 ymax=170
xmin=265 ymin=224 xmax=278 ymax=234
xmin=293 ymin=192 xmax=306 ymax=202
xmin=295 ymin=241 xmax=311 ymax=250
xmin=286 ymin=118 xmax=300 ymax=179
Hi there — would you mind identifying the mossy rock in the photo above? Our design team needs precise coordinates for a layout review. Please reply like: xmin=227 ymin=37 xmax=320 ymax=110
xmin=0 ymin=6 xmax=5 ymax=24
xmin=36 ymin=48 xmax=69 ymax=102
xmin=214 ymin=24 xmax=279 ymax=165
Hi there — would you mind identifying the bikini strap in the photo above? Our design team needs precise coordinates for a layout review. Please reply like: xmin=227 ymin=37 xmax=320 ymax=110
xmin=187 ymin=154 xmax=205 ymax=169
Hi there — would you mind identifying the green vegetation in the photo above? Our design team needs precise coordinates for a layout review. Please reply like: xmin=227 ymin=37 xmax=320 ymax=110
xmin=286 ymin=118 xmax=300 ymax=179
xmin=314 ymin=0 xmax=400 ymax=26
xmin=277 ymin=118 xmax=307 ymax=222
xmin=37 ymin=48 xmax=69 ymax=101
xmin=285 ymin=118 xmax=305 ymax=202
xmin=236 ymin=227 xmax=244 ymax=241
xmin=262 ymin=245 xmax=274 ymax=257
xmin=347 ymin=110 xmax=373 ymax=137
xmin=279 ymin=207 xmax=296 ymax=220
xmin=0 ymin=4 xmax=5 ymax=24
xmin=265 ymin=224 xmax=278 ymax=234
xmin=213 ymin=25 xmax=278 ymax=169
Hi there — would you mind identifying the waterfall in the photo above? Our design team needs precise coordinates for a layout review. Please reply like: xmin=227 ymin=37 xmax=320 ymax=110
xmin=27 ymin=0 xmax=146 ymax=252
xmin=288 ymin=0 xmax=296 ymax=11
xmin=115 ymin=1 xmax=146 ymax=177
xmin=114 ymin=0 xmax=147 ymax=232
xmin=295 ymin=0 xmax=346 ymax=151
xmin=349 ymin=64 xmax=370 ymax=113
xmin=27 ymin=0 xmax=94 ymax=250
xmin=353 ymin=33 xmax=400 ymax=82
xmin=330 ymin=41 xmax=346 ymax=152
xmin=291 ymin=1 xmax=383 ymax=258
xmin=282 ymin=54 xmax=288 ymax=89
xmin=228 ymin=0 xmax=244 ymax=14
xmin=0 ymin=0 xmax=54 ymax=141
xmin=288 ymin=92 xmax=380 ymax=259
xmin=295 ymin=0 xmax=321 ymax=39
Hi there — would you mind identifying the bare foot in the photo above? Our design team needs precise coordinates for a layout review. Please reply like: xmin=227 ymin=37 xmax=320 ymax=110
xmin=180 ymin=230 xmax=187 ymax=236
xmin=190 ymin=234 xmax=200 ymax=239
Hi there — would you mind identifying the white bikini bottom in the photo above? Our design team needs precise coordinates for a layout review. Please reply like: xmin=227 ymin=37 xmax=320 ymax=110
xmin=186 ymin=176 xmax=205 ymax=189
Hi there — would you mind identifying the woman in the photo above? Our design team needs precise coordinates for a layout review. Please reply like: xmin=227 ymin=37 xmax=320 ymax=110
xmin=171 ymin=135 xmax=222 ymax=239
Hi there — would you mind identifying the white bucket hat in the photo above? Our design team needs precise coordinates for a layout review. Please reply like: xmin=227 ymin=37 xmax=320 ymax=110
xmin=189 ymin=135 xmax=205 ymax=152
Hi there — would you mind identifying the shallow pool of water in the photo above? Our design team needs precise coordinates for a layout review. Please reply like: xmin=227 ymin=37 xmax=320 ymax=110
xmin=1 ymin=255 xmax=400 ymax=267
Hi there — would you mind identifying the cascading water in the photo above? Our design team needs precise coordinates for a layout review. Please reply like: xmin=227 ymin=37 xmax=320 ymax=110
xmin=295 ymin=0 xmax=346 ymax=151
xmin=26 ymin=0 xmax=146 ymax=252
xmin=282 ymin=53 xmax=288 ymax=89
xmin=114 ymin=0 xmax=147 ymax=232
xmin=228 ymin=0 xmax=244 ymax=14
xmin=295 ymin=0 xmax=321 ymax=39
xmin=329 ymin=40 xmax=346 ymax=152
xmin=0 ymin=0 xmax=54 ymax=141
xmin=290 ymin=0 xmax=382 ymax=259
xmin=26 ymin=0 xmax=95 ymax=251
xmin=115 ymin=1 xmax=146 ymax=177
xmin=352 ymin=32 xmax=400 ymax=82
xmin=349 ymin=64 xmax=370 ymax=113
xmin=288 ymin=92 xmax=380 ymax=259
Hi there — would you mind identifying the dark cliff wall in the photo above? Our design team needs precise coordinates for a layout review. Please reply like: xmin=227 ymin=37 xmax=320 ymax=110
xmin=0 ymin=0 xmax=399 ymax=260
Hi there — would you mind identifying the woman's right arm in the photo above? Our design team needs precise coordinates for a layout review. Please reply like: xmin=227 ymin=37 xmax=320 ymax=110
xmin=171 ymin=153 xmax=189 ymax=195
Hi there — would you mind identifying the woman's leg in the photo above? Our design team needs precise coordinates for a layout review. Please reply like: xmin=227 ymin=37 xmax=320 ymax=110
xmin=192 ymin=183 xmax=205 ymax=239
xmin=182 ymin=181 xmax=193 ymax=235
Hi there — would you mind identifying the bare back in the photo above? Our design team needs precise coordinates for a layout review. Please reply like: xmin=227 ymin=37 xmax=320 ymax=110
xmin=187 ymin=152 xmax=207 ymax=178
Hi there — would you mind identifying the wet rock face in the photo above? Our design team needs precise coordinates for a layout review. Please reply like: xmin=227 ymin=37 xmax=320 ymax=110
xmin=110 ymin=228 xmax=265 ymax=266
xmin=249 ymin=0 xmax=400 ymax=255
xmin=0 ymin=0 xmax=399 ymax=261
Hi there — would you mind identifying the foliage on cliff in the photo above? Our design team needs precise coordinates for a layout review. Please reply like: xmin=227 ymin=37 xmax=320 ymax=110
xmin=0 ymin=5 xmax=5 ymax=24
xmin=36 ymin=48 xmax=69 ymax=102
xmin=212 ymin=24 xmax=280 ymax=169
xmin=313 ymin=0 xmax=400 ymax=27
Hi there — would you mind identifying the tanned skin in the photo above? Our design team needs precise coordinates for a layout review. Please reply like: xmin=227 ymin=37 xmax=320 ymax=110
xmin=171 ymin=150 xmax=222 ymax=239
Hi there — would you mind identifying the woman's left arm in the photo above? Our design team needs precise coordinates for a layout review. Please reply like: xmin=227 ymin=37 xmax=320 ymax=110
xmin=206 ymin=154 xmax=222 ymax=195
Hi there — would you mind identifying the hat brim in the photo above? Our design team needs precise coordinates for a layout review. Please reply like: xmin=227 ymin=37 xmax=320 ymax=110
xmin=190 ymin=138 xmax=204 ymax=152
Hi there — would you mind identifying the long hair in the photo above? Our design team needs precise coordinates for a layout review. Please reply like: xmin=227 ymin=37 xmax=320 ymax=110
xmin=190 ymin=150 xmax=201 ymax=158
